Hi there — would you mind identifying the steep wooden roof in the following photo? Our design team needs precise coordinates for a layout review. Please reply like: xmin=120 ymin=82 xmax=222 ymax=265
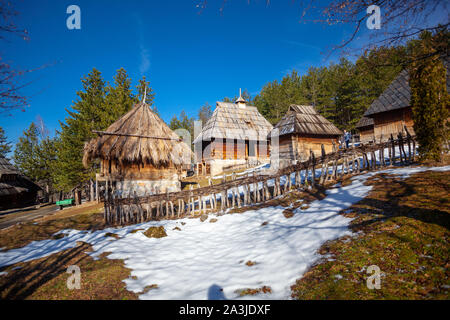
xmin=365 ymin=60 xmax=449 ymax=117
xmin=364 ymin=70 xmax=411 ymax=117
xmin=193 ymin=101 xmax=273 ymax=143
xmin=83 ymin=102 xmax=192 ymax=168
xmin=355 ymin=116 xmax=374 ymax=129
xmin=0 ymin=156 xmax=41 ymax=196
xmin=271 ymin=105 xmax=342 ymax=137
xmin=0 ymin=156 xmax=19 ymax=176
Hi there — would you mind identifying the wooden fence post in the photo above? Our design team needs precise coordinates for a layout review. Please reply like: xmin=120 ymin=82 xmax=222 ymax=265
xmin=390 ymin=134 xmax=395 ymax=165
xmin=397 ymin=132 xmax=404 ymax=164
xmin=319 ymin=144 xmax=326 ymax=183
xmin=310 ymin=149 xmax=315 ymax=188
xmin=304 ymin=166 xmax=309 ymax=187
xmin=106 ymin=135 xmax=419 ymax=226
xmin=297 ymin=169 xmax=302 ymax=187
xmin=253 ymin=174 xmax=258 ymax=203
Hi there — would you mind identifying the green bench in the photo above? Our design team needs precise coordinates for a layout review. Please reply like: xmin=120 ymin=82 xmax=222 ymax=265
xmin=56 ymin=199 xmax=74 ymax=210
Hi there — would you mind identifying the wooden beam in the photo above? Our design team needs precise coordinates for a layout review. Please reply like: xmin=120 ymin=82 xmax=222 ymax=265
xmin=92 ymin=130 xmax=182 ymax=141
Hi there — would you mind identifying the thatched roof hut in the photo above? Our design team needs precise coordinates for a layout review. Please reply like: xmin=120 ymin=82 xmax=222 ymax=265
xmin=83 ymin=102 xmax=192 ymax=195
xmin=83 ymin=102 xmax=191 ymax=168
xmin=0 ymin=156 xmax=41 ymax=210
xmin=192 ymin=91 xmax=273 ymax=176
xmin=270 ymin=105 xmax=342 ymax=168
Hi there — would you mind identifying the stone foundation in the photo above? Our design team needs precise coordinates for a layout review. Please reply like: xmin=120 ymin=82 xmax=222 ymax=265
xmin=114 ymin=179 xmax=181 ymax=197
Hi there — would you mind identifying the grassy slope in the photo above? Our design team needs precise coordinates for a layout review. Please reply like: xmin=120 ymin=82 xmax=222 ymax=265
xmin=0 ymin=167 xmax=448 ymax=299
xmin=0 ymin=242 xmax=138 ymax=300
xmin=291 ymin=170 xmax=450 ymax=299
xmin=0 ymin=204 xmax=105 ymax=251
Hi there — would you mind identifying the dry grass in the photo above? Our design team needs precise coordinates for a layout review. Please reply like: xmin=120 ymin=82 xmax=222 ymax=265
xmin=0 ymin=203 xmax=104 ymax=251
xmin=143 ymin=226 xmax=167 ymax=238
xmin=0 ymin=242 xmax=138 ymax=300
xmin=1 ymin=163 xmax=448 ymax=300
xmin=236 ymin=286 xmax=272 ymax=296
xmin=39 ymin=202 xmax=104 ymax=222
xmin=291 ymin=170 xmax=450 ymax=300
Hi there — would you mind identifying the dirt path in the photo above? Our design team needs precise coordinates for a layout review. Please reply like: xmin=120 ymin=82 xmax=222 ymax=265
xmin=0 ymin=205 xmax=59 ymax=230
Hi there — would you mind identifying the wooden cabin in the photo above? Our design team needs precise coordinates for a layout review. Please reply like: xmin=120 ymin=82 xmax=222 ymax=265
xmin=364 ymin=63 xmax=449 ymax=142
xmin=83 ymin=102 xmax=192 ymax=197
xmin=269 ymin=105 xmax=342 ymax=169
xmin=0 ymin=156 xmax=41 ymax=210
xmin=355 ymin=116 xmax=375 ymax=144
xmin=363 ymin=70 xmax=414 ymax=142
xmin=193 ymin=91 xmax=273 ymax=176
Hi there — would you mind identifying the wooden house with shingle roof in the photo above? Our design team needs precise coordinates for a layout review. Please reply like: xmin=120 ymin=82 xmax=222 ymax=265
xmin=364 ymin=61 xmax=450 ymax=141
xmin=83 ymin=100 xmax=192 ymax=196
xmin=355 ymin=116 xmax=374 ymax=144
xmin=0 ymin=156 xmax=41 ymax=210
xmin=363 ymin=69 xmax=414 ymax=141
xmin=269 ymin=105 xmax=342 ymax=169
xmin=193 ymin=90 xmax=273 ymax=176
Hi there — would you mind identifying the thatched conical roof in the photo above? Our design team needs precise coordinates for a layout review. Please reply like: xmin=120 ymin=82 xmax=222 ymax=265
xmin=271 ymin=105 xmax=342 ymax=137
xmin=83 ymin=103 xmax=192 ymax=168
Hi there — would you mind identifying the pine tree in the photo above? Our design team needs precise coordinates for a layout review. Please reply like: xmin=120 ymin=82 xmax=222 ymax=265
xmin=13 ymin=122 xmax=40 ymax=180
xmin=197 ymin=102 xmax=213 ymax=125
xmin=253 ymin=47 xmax=407 ymax=131
xmin=0 ymin=126 xmax=11 ymax=157
xmin=52 ymin=69 xmax=161 ymax=191
xmin=169 ymin=110 xmax=194 ymax=137
xmin=254 ymin=71 xmax=305 ymax=124
xmin=300 ymin=67 xmax=321 ymax=107
xmin=53 ymin=68 xmax=108 ymax=191
xmin=222 ymin=89 xmax=253 ymax=105
xmin=409 ymin=30 xmax=449 ymax=162
xmin=103 ymin=68 xmax=136 ymax=125
xmin=36 ymin=136 xmax=57 ymax=193
xmin=169 ymin=110 xmax=196 ymax=150
xmin=136 ymin=75 xmax=158 ymax=114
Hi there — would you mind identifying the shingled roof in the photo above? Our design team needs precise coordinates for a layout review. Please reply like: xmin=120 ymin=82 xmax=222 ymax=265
xmin=0 ymin=156 xmax=19 ymax=176
xmin=193 ymin=101 xmax=273 ymax=143
xmin=365 ymin=60 xmax=450 ymax=117
xmin=355 ymin=116 xmax=374 ymax=129
xmin=271 ymin=105 xmax=342 ymax=137
xmin=0 ymin=156 xmax=41 ymax=197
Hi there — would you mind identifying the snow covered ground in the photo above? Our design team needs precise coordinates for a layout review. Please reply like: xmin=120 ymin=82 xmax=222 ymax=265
xmin=0 ymin=165 xmax=449 ymax=300
xmin=212 ymin=163 xmax=270 ymax=181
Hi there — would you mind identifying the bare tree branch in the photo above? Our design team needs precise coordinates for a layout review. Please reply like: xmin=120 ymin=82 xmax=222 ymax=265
xmin=0 ymin=0 xmax=31 ymax=115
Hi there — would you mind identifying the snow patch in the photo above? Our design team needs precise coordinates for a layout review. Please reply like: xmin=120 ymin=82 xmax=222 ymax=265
xmin=0 ymin=165 xmax=448 ymax=299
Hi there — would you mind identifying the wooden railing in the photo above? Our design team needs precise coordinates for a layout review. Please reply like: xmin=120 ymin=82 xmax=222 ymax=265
xmin=104 ymin=131 xmax=416 ymax=225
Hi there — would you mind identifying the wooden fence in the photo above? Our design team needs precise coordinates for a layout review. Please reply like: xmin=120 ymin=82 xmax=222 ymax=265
xmin=104 ymin=131 xmax=416 ymax=225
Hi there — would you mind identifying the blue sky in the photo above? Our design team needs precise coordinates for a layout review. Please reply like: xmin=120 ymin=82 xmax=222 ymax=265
xmin=1 ymin=0 xmax=443 ymax=151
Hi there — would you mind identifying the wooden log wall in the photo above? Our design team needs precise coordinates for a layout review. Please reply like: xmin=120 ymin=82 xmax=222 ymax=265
xmin=104 ymin=134 xmax=417 ymax=225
